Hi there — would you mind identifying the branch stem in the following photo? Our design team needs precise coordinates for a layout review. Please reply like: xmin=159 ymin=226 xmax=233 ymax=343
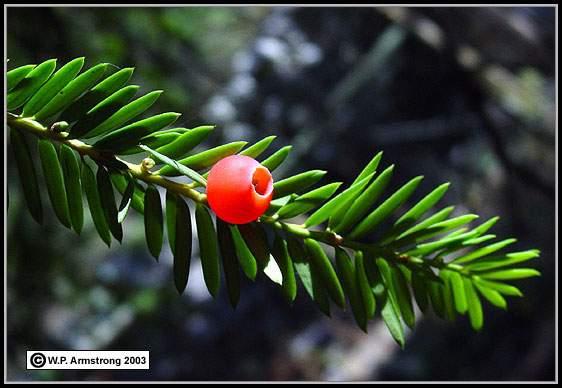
xmin=8 ymin=113 xmax=461 ymax=274
xmin=7 ymin=113 xmax=207 ymax=203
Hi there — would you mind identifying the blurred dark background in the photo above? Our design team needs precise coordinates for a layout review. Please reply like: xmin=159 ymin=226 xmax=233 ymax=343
xmin=6 ymin=6 xmax=556 ymax=382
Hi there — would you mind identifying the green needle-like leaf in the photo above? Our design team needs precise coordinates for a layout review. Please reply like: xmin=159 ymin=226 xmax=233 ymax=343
xmin=406 ymin=229 xmax=479 ymax=257
xmin=355 ymin=251 xmax=376 ymax=319
xmin=35 ymin=62 xmax=109 ymax=121
xmin=10 ymin=129 xmax=43 ymax=223
xmin=363 ymin=253 xmax=385 ymax=294
xmin=392 ymin=206 xmax=455 ymax=243
xmin=8 ymin=59 xmax=57 ymax=110
xmin=310 ymin=266 xmax=332 ymax=317
xmin=120 ymin=131 xmax=180 ymax=155
xmin=472 ymin=278 xmax=523 ymax=297
xmin=173 ymin=195 xmax=192 ymax=294
xmin=305 ymin=174 xmax=372 ymax=228
xmin=277 ymin=182 xmax=341 ymax=219
xmin=239 ymin=136 xmax=277 ymax=159
xmin=381 ymin=182 xmax=450 ymax=244
xmin=139 ymin=145 xmax=207 ymax=186
xmin=448 ymin=271 xmax=468 ymax=314
xmin=452 ymin=238 xmax=518 ymax=264
xmin=304 ymin=239 xmax=345 ymax=309
xmin=479 ymin=268 xmax=541 ymax=280
xmin=391 ymin=263 xmax=416 ymax=328
xmin=60 ymin=145 xmax=84 ymax=234
xmin=461 ymin=234 xmax=497 ymax=246
xmin=217 ymin=219 xmax=241 ymax=308
xmin=393 ymin=213 xmax=478 ymax=248
xmin=96 ymin=165 xmax=123 ymax=242
xmin=158 ymin=142 xmax=247 ymax=176
xmin=333 ymin=164 xmax=395 ymax=234
xmin=94 ymin=112 xmax=181 ymax=151
xmin=7 ymin=64 xmax=36 ymax=91
xmin=380 ymin=258 xmax=415 ymax=328
xmin=349 ymin=176 xmax=424 ymax=240
xmin=440 ymin=272 xmax=456 ymax=321
xmin=376 ymin=258 xmax=402 ymax=318
xmin=469 ymin=216 xmax=500 ymax=236
xmin=380 ymin=290 xmax=405 ymax=348
xmin=287 ymin=238 xmax=313 ymax=296
xmin=426 ymin=215 xmax=481 ymax=236
xmin=154 ymin=127 xmax=190 ymax=135
xmin=153 ymin=125 xmax=215 ymax=159
xmin=117 ymin=174 xmax=135 ymax=223
xmin=81 ymin=162 xmax=111 ymax=246
xmin=238 ymin=223 xmax=270 ymax=270
xmin=260 ymin=145 xmax=292 ymax=172
xmin=38 ymin=140 xmax=71 ymax=228
xmin=144 ymin=185 xmax=163 ymax=260
xmin=23 ymin=57 xmax=85 ymax=117
xmin=166 ymin=191 xmax=178 ymax=255
xmin=288 ymin=237 xmax=331 ymax=316
xmin=273 ymin=170 xmax=327 ymax=199
xmin=411 ymin=272 xmax=429 ymax=312
xmin=229 ymin=225 xmax=258 ymax=280
xmin=336 ymin=248 xmax=367 ymax=332
xmin=352 ymin=151 xmax=383 ymax=185
xmin=271 ymin=233 xmax=297 ymax=303
xmin=398 ymin=182 xmax=451 ymax=223
xmin=145 ymin=132 xmax=182 ymax=148
xmin=474 ymin=282 xmax=507 ymax=310
xmin=267 ymin=195 xmax=295 ymax=214
xmin=293 ymin=181 xmax=341 ymax=202
xmin=466 ymin=250 xmax=540 ymax=272
xmin=71 ymin=85 xmax=140 ymax=138
xmin=464 ymin=278 xmax=483 ymax=331
xmin=444 ymin=227 xmax=471 ymax=239
xmin=85 ymin=90 xmax=163 ymax=138
xmin=62 ymin=67 xmax=134 ymax=123
xmin=428 ymin=282 xmax=446 ymax=319
xmin=110 ymin=171 xmax=145 ymax=214
xmin=195 ymin=204 xmax=221 ymax=298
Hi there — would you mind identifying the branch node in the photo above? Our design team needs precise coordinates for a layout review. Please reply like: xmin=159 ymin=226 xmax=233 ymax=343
xmin=49 ymin=121 xmax=69 ymax=134
xmin=333 ymin=233 xmax=344 ymax=246
xmin=141 ymin=158 xmax=156 ymax=174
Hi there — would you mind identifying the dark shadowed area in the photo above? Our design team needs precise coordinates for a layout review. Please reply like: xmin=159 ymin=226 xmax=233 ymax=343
xmin=6 ymin=6 xmax=556 ymax=382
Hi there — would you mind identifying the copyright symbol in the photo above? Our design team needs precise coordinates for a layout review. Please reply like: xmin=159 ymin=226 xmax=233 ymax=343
xmin=30 ymin=352 xmax=46 ymax=368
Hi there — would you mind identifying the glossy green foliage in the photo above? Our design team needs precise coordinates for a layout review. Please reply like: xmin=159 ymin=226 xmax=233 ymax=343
xmin=229 ymin=225 xmax=258 ymax=280
xmin=217 ymin=219 xmax=241 ymax=308
xmin=11 ymin=129 xmax=43 ymax=223
xmin=60 ymin=145 xmax=84 ymax=234
xmin=271 ymin=233 xmax=297 ymax=303
xmin=153 ymin=125 xmax=214 ymax=159
xmin=23 ymin=57 xmax=85 ymax=118
xmin=8 ymin=59 xmax=57 ymax=110
xmin=38 ymin=140 xmax=71 ymax=228
xmin=195 ymin=204 xmax=221 ymax=297
xmin=82 ymin=162 xmax=112 ymax=246
xmin=7 ymin=58 xmax=542 ymax=346
xmin=172 ymin=195 xmax=192 ymax=294
xmin=273 ymin=170 xmax=327 ymax=199
xmin=7 ymin=64 xmax=36 ymax=91
xmin=144 ymin=185 xmax=163 ymax=260
xmin=158 ymin=142 xmax=247 ymax=176
xmin=97 ymin=165 xmax=123 ymax=242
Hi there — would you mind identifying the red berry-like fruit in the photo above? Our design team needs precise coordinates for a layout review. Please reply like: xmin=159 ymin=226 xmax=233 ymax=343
xmin=206 ymin=155 xmax=274 ymax=224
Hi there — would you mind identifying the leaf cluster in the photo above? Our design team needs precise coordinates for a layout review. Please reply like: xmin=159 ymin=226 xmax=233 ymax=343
xmin=7 ymin=58 xmax=541 ymax=346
